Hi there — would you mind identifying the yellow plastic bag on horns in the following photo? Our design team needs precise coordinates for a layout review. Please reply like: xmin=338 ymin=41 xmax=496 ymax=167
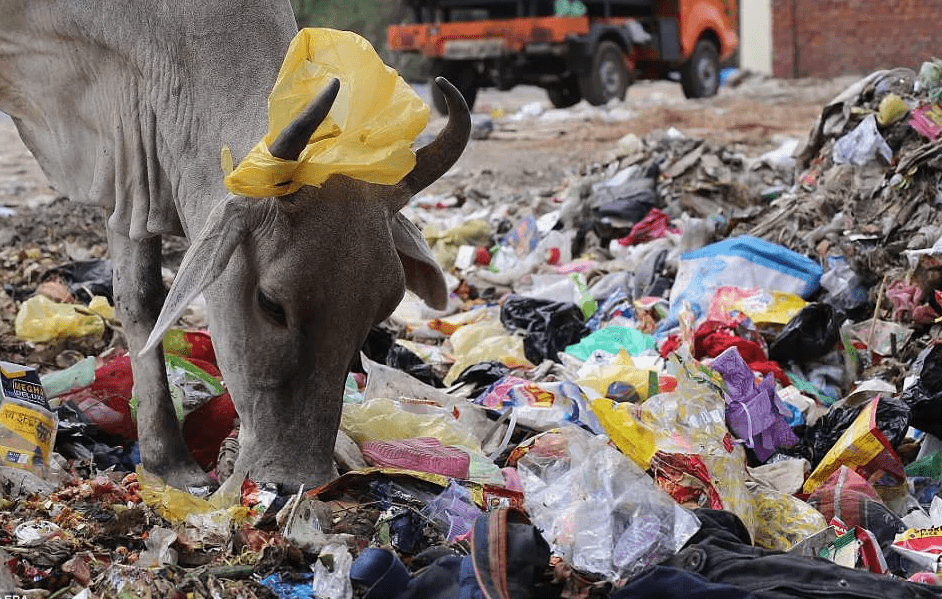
xmin=225 ymin=28 xmax=430 ymax=197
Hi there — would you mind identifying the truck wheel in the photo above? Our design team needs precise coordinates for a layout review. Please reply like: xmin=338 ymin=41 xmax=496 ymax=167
xmin=680 ymin=39 xmax=720 ymax=99
xmin=546 ymin=79 xmax=582 ymax=108
xmin=431 ymin=63 xmax=478 ymax=115
xmin=578 ymin=40 xmax=630 ymax=106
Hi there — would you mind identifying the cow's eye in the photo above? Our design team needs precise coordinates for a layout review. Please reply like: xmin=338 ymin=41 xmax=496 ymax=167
xmin=257 ymin=289 xmax=287 ymax=326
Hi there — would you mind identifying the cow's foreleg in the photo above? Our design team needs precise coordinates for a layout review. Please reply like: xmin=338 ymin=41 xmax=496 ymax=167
xmin=108 ymin=230 xmax=214 ymax=492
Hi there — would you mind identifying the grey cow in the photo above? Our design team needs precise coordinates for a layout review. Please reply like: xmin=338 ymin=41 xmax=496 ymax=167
xmin=0 ymin=1 xmax=469 ymax=491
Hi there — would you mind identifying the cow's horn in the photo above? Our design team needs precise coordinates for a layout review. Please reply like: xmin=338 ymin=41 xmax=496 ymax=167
xmin=399 ymin=77 xmax=471 ymax=197
xmin=269 ymin=78 xmax=341 ymax=161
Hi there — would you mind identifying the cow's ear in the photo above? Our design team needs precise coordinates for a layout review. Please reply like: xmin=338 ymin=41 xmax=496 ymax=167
xmin=391 ymin=212 xmax=448 ymax=310
xmin=140 ymin=196 xmax=253 ymax=355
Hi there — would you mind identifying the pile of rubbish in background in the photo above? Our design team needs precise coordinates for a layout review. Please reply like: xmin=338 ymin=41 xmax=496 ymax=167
xmin=4 ymin=60 xmax=942 ymax=598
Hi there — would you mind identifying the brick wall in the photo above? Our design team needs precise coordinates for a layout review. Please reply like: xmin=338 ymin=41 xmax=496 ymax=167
xmin=771 ymin=0 xmax=942 ymax=78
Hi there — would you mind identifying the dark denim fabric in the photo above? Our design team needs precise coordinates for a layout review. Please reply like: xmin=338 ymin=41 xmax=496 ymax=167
xmin=613 ymin=566 xmax=758 ymax=598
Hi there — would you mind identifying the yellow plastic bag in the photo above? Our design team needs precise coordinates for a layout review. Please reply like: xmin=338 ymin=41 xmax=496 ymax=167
xmin=341 ymin=398 xmax=480 ymax=450
xmin=444 ymin=320 xmax=533 ymax=385
xmin=137 ymin=466 xmax=247 ymax=525
xmin=591 ymin=398 xmax=657 ymax=469
xmin=14 ymin=294 xmax=109 ymax=342
xmin=575 ymin=350 xmax=658 ymax=401
xmin=749 ymin=481 xmax=828 ymax=551
xmin=225 ymin=28 xmax=430 ymax=197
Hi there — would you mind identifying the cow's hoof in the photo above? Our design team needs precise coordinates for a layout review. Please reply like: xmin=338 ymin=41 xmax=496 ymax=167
xmin=157 ymin=465 xmax=218 ymax=495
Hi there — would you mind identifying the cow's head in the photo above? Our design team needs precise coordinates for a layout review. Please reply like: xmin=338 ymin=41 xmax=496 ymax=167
xmin=142 ymin=78 xmax=470 ymax=490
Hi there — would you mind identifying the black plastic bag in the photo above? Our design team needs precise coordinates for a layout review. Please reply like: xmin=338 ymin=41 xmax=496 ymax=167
xmin=386 ymin=344 xmax=444 ymax=388
xmin=499 ymin=295 xmax=589 ymax=364
xmin=900 ymin=343 xmax=942 ymax=439
xmin=42 ymin=259 xmax=114 ymax=303
xmin=452 ymin=361 xmax=512 ymax=398
xmin=768 ymin=303 xmax=842 ymax=363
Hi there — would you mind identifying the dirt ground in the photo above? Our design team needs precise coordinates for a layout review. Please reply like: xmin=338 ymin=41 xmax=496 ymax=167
xmin=0 ymin=74 xmax=857 ymax=370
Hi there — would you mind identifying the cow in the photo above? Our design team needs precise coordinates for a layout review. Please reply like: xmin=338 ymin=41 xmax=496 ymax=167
xmin=0 ymin=1 xmax=470 ymax=492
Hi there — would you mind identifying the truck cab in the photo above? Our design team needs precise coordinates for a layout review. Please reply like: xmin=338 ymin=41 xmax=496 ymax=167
xmin=387 ymin=0 xmax=739 ymax=112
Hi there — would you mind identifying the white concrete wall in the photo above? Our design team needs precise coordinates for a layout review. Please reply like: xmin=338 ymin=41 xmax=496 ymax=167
xmin=740 ymin=0 xmax=773 ymax=75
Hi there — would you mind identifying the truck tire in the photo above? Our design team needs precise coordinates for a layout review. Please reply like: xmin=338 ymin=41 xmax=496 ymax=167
xmin=680 ymin=39 xmax=720 ymax=99
xmin=546 ymin=78 xmax=582 ymax=108
xmin=578 ymin=40 xmax=630 ymax=106
xmin=430 ymin=63 xmax=478 ymax=115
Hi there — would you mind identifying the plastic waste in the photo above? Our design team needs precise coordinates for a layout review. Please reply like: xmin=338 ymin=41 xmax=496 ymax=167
xmin=802 ymin=397 xmax=908 ymax=494
xmin=615 ymin=208 xmax=679 ymax=246
xmin=707 ymin=287 xmax=807 ymax=326
xmin=341 ymin=398 xmax=480 ymax=451
xmin=310 ymin=543 xmax=354 ymax=599
xmin=420 ymin=479 xmax=482 ymax=542
xmin=515 ymin=426 xmax=700 ymax=581
xmin=573 ymin=349 xmax=667 ymax=403
xmin=40 ymin=259 xmax=114 ymax=303
xmin=820 ymin=256 xmax=869 ymax=312
xmin=807 ymin=466 xmax=906 ymax=557
xmin=0 ymin=361 xmax=58 ymax=477
xmin=900 ymin=344 xmax=942 ymax=439
xmin=360 ymin=353 xmax=497 ymax=449
xmin=385 ymin=343 xmax=444 ymax=388
xmin=591 ymin=398 xmax=657 ymax=469
xmin=136 ymin=526 xmax=178 ymax=567
xmin=565 ymin=326 xmax=656 ymax=361
xmin=661 ymin=236 xmax=822 ymax=336
xmin=768 ymin=303 xmax=842 ymax=364
xmin=14 ymin=294 xmax=112 ymax=342
xmin=641 ymin=352 xmax=758 ymax=535
xmin=443 ymin=320 xmax=533 ymax=386
xmin=832 ymin=114 xmax=893 ymax=166
xmin=41 ymin=356 xmax=97 ymax=400
xmin=877 ymin=93 xmax=910 ymax=126
xmin=450 ymin=361 xmax=511 ymax=398
xmin=477 ymin=376 xmax=601 ymax=433
xmin=499 ymin=295 xmax=589 ymax=364
xmin=225 ymin=28 xmax=429 ymax=197
xmin=749 ymin=481 xmax=828 ymax=552
xmin=712 ymin=346 xmax=799 ymax=462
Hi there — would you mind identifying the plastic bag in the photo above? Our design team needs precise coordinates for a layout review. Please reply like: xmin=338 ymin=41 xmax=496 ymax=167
xmin=41 ymin=259 xmax=114 ymax=303
xmin=574 ymin=350 xmax=663 ymax=403
xmin=802 ymin=397 xmax=908 ymax=494
xmin=516 ymin=426 xmax=700 ymax=581
xmin=640 ymin=353 xmax=757 ymax=536
xmin=564 ymin=326 xmax=655 ymax=361
xmin=444 ymin=320 xmax=533 ymax=386
xmin=499 ymin=295 xmax=589 ymax=364
xmin=15 ymin=294 xmax=112 ymax=342
xmin=385 ymin=344 xmax=443 ymax=388
xmin=900 ymin=344 xmax=942 ymax=438
xmin=706 ymin=287 xmax=807 ymax=326
xmin=768 ymin=303 xmax=842 ymax=364
xmin=807 ymin=466 xmax=906 ymax=556
xmin=478 ymin=377 xmax=601 ymax=433
xmin=712 ymin=346 xmax=799 ymax=462
xmin=832 ymin=114 xmax=893 ymax=165
xmin=341 ymin=398 xmax=480 ymax=451
xmin=661 ymin=236 xmax=822 ymax=336
xmin=591 ymin=399 xmax=657 ymax=469
xmin=749 ymin=481 xmax=828 ymax=551
xmin=225 ymin=28 xmax=429 ymax=197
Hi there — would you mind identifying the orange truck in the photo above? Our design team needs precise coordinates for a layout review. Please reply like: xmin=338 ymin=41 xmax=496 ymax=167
xmin=387 ymin=0 xmax=739 ymax=113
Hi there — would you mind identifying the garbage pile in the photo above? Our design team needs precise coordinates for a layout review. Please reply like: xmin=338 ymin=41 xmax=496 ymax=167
xmin=6 ymin=61 xmax=942 ymax=598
